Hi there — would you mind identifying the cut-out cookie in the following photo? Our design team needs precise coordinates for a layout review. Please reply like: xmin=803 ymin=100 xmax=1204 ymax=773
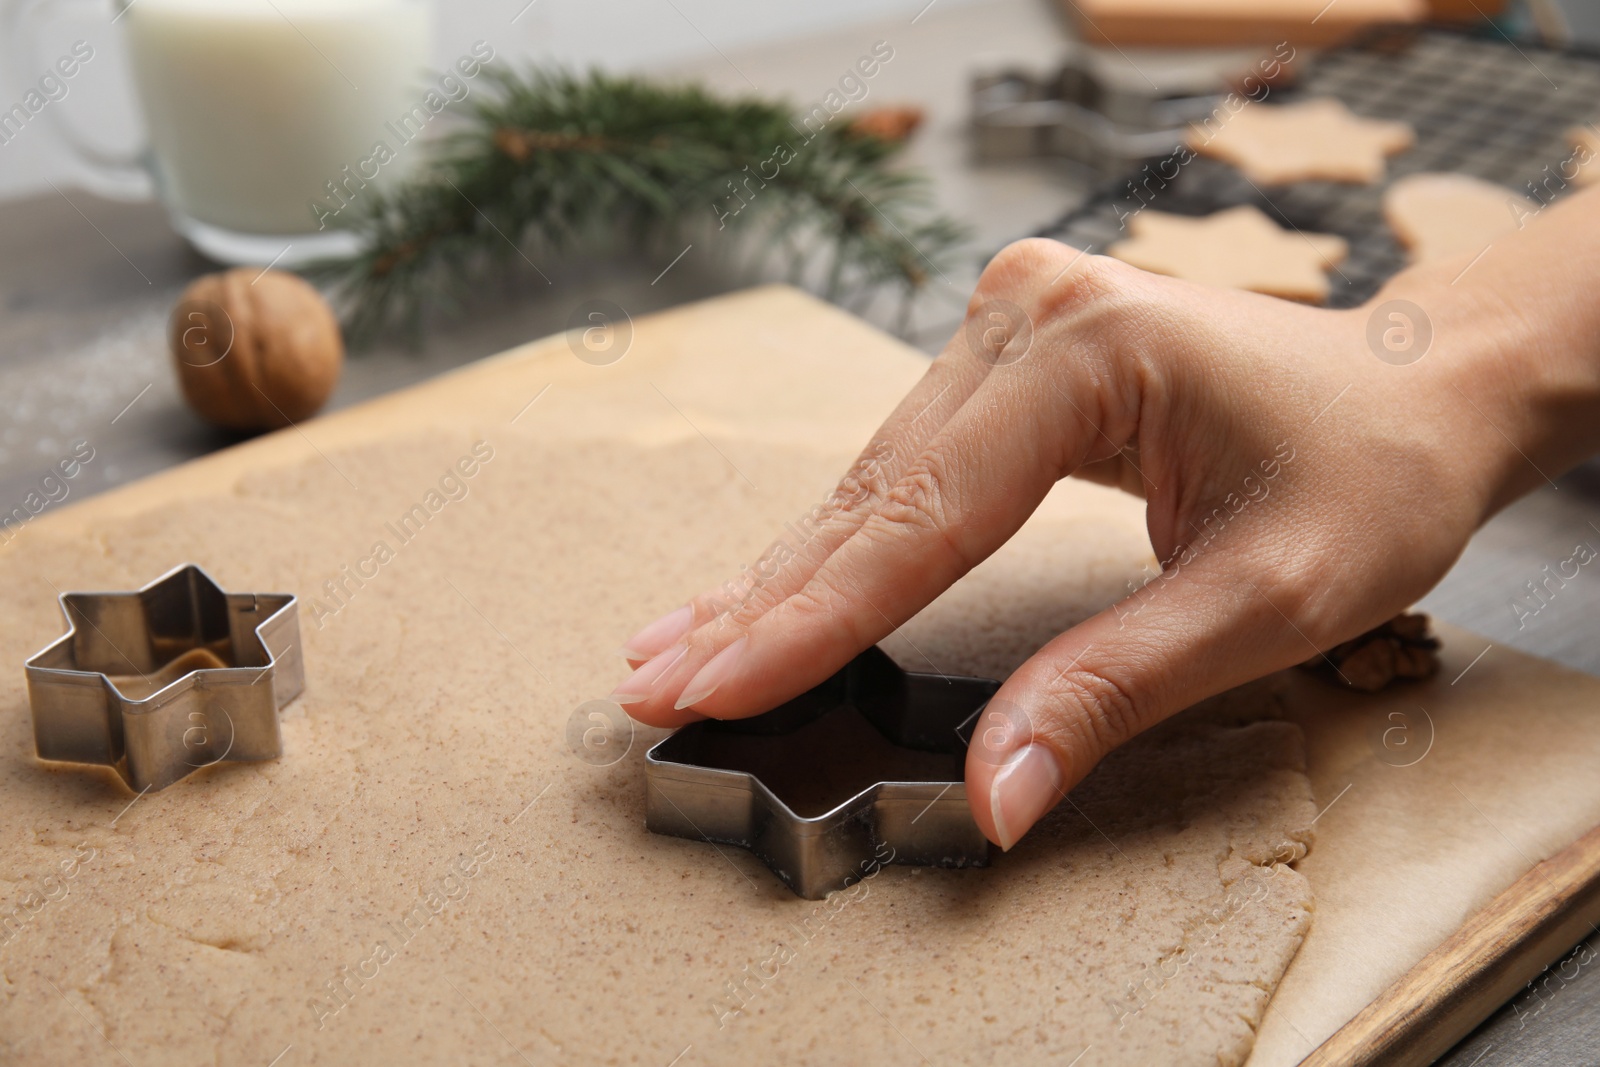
xmin=1189 ymin=97 xmax=1414 ymax=184
xmin=1383 ymin=173 xmax=1536 ymax=265
xmin=1109 ymin=204 xmax=1347 ymax=302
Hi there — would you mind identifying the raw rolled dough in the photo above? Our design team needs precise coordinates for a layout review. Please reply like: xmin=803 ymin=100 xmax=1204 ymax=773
xmin=0 ymin=427 xmax=1316 ymax=1066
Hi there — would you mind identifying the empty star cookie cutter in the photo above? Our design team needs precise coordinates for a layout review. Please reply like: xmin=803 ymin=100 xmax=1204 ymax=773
xmin=25 ymin=563 xmax=303 ymax=792
xmin=645 ymin=646 xmax=1000 ymax=899
xmin=970 ymin=49 xmax=1232 ymax=173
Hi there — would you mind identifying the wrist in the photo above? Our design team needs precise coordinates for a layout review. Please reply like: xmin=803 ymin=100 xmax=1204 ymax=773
xmin=1374 ymin=188 xmax=1600 ymax=514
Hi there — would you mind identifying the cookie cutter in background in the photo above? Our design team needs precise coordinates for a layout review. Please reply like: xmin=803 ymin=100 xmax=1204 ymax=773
xmin=25 ymin=563 xmax=303 ymax=792
xmin=970 ymin=47 xmax=1250 ymax=175
xmin=645 ymin=646 xmax=1000 ymax=899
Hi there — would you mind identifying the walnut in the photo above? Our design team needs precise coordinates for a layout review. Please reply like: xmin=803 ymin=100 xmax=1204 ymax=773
xmin=1301 ymin=611 xmax=1442 ymax=692
xmin=169 ymin=268 xmax=343 ymax=431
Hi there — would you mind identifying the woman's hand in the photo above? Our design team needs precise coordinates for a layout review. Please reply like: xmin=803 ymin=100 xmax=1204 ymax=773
xmin=612 ymin=188 xmax=1600 ymax=851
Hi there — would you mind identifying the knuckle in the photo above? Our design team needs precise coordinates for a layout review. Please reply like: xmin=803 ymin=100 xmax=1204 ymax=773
xmin=685 ymin=596 xmax=748 ymax=646
xmin=691 ymin=562 xmax=785 ymax=630
xmin=784 ymin=575 xmax=869 ymax=645
xmin=827 ymin=439 xmax=898 ymax=515
xmin=787 ymin=578 xmax=848 ymax=623
xmin=1238 ymin=542 xmax=1399 ymax=664
xmin=1268 ymin=568 xmax=1323 ymax=625
xmin=975 ymin=238 xmax=1076 ymax=304
xmin=970 ymin=244 xmax=1150 ymax=370
xmin=1249 ymin=549 xmax=1341 ymax=645
xmin=881 ymin=464 xmax=945 ymax=528
xmin=722 ymin=567 xmax=793 ymax=629
xmin=676 ymin=624 xmax=730 ymax=676
xmin=688 ymin=440 xmax=907 ymax=631
xmin=1038 ymin=667 xmax=1146 ymax=774
xmin=1035 ymin=251 xmax=1139 ymax=326
xmin=873 ymin=460 xmax=970 ymax=568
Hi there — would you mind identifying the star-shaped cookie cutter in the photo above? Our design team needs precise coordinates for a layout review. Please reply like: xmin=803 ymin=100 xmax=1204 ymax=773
xmin=645 ymin=647 xmax=1000 ymax=899
xmin=971 ymin=49 xmax=1229 ymax=173
xmin=25 ymin=563 xmax=303 ymax=792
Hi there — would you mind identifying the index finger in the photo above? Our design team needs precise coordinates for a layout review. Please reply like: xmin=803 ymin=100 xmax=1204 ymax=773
xmin=613 ymin=240 xmax=1107 ymax=725
xmin=616 ymin=285 xmax=1006 ymax=668
xmin=673 ymin=358 xmax=1101 ymax=720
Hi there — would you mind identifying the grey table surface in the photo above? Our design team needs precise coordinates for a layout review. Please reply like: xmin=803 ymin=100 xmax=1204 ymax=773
xmin=3 ymin=1 xmax=1599 ymax=1063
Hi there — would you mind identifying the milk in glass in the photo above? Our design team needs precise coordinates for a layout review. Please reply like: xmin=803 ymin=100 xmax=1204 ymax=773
xmin=122 ymin=0 xmax=430 ymax=238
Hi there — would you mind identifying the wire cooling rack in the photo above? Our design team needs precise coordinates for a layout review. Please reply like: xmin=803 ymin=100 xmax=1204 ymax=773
xmin=1032 ymin=27 xmax=1600 ymax=307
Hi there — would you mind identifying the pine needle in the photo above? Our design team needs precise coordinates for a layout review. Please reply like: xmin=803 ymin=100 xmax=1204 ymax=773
xmin=308 ymin=67 xmax=966 ymax=344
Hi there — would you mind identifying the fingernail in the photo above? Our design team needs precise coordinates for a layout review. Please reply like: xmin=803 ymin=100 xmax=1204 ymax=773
xmin=988 ymin=743 xmax=1062 ymax=851
xmin=609 ymin=644 xmax=688 ymax=705
xmin=619 ymin=605 xmax=694 ymax=662
xmin=675 ymin=636 xmax=748 ymax=710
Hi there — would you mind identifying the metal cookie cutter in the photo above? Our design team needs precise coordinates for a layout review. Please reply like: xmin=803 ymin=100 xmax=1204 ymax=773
xmin=645 ymin=646 xmax=1000 ymax=899
xmin=971 ymin=47 xmax=1234 ymax=175
xmin=25 ymin=563 xmax=303 ymax=792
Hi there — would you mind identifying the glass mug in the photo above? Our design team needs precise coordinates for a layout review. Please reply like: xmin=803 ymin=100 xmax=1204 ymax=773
xmin=6 ymin=0 xmax=431 ymax=264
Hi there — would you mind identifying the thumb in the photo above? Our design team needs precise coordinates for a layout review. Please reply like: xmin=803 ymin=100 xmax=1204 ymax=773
xmin=964 ymin=552 xmax=1322 ymax=851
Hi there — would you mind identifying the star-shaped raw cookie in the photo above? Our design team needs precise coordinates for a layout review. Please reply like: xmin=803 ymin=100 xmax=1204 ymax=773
xmin=1569 ymin=124 xmax=1600 ymax=187
xmin=1384 ymin=173 xmax=1536 ymax=265
xmin=1109 ymin=205 xmax=1347 ymax=302
xmin=1189 ymin=97 xmax=1414 ymax=184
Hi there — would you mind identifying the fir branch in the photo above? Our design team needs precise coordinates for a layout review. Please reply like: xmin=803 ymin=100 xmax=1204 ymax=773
xmin=310 ymin=67 xmax=965 ymax=342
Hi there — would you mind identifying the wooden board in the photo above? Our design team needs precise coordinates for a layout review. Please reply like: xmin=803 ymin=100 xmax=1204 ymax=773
xmin=1307 ymin=823 xmax=1600 ymax=1065
xmin=1062 ymin=0 xmax=1426 ymax=47
xmin=10 ymin=285 xmax=1600 ymax=1064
